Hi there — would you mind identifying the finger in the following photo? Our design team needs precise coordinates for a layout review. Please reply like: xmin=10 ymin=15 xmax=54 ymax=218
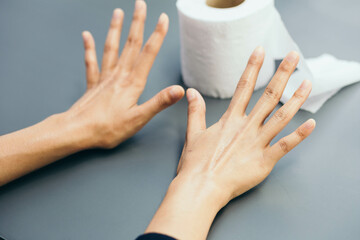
xmin=249 ymin=51 xmax=300 ymax=124
xmin=227 ymin=46 xmax=265 ymax=116
xmin=82 ymin=31 xmax=100 ymax=89
xmin=117 ymin=0 xmax=146 ymax=74
xmin=261 ymin=79 xmax=312 ymax=145
xmin=101 ymin=8 xmax=124 ymax=76
xmin=266 ymin=119 xmax=316 ymax=162
xmin=136 ymin=85 xmax=184 ymax=122
xmin=130 ymin=13 xmax=169 ymax=91
xmin=186 ymin=88 xmax=207 ymax=138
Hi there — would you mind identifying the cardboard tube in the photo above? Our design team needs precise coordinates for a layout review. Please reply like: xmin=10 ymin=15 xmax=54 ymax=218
xmin=206 ymin=0 xmax=245 ymax=8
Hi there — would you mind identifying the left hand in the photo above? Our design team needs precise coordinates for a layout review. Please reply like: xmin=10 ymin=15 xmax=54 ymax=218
xmin=66 ymin=1 xmax=184 ymax=149
xmin=0 ymin=1 xmax=184 ymax=186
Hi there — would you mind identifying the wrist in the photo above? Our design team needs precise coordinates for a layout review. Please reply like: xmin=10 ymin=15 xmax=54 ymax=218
xmin=50 ymin=112 xmax=96 ymax=151
xmin=145 ymin=173 xmax=228 ymax=240
xmin=62 ymin=108 xmax=122 ymax=150
xmin=169 ymin=173 xmax=228 ymax=211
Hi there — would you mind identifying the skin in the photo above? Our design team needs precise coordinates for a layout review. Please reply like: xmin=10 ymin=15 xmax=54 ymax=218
xmin=1 ymin=3 xmax=315 ymax=238
xmin=0 ymin=0 xmax=185 ymax=186
xmin=146 ymin=47 xmax=316 ymax=240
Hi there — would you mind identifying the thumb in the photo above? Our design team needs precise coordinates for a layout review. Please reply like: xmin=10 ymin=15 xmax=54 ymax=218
xmin=186 ymin=88 xmax=206 ymax=138
xmin=137 ymin=85 xmax=185 ymax=120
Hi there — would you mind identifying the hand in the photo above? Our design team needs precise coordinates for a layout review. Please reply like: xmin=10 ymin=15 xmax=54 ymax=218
xmin=66 ymin=1 xmax=184 ymax=149
xmin=178 ymin=47 xmax=315 ymax=202
xmin=145 ymin=47 xmax=316 ymax=239
xmin=0 ymin=1 xmax=184 ymax=186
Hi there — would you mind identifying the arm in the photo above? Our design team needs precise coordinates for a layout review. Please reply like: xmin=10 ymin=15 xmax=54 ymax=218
xmin=145 ymin=47 xmax=316 ymax=239
xmin=0 ymin=0 xmax=184 ymax=186
xmin=0 ymin=113 xmax=93 ymax=186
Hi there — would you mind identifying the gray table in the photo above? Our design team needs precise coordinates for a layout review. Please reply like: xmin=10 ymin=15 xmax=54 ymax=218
xmin=1 ymin=0 xmax=360 ymax=239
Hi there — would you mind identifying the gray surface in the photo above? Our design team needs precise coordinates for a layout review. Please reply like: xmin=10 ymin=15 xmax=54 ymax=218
xmin=0 ymin=0 xmax=360 ymax=239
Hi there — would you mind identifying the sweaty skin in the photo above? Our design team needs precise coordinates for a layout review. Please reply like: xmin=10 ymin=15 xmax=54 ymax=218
xmin=0 ymin=0 xmax=184 ymax=186
xmin=145 ymin=47 xmax=316 ymax=240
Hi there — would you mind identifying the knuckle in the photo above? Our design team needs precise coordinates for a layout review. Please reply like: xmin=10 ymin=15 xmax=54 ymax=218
xmin=279 ymin=139 xmax=289 ymax=153
xmin=132 ymin=14 xmax=140 ymax=22
xmin=117 ymin=71 xmax=132 ymax=87
xmin=84 ymin=42 xmax=92 ymax=49
xmin=264 ymin=86 xmax=280 ymax=102
xmin=119 ymin=69 xmax=131 ymax=78
xmin=110 ymin=20 xmax=120 ymax=29
xmin=279 ymin=60 xmax=294 ymax=72
xmin=296 ymin=128 xmax=306 ymax=139
xmin=273 ymin=109 xmax=288 ymax=121
xmin=85 ymin=58 xmax=96 ymax=68
xmin=155 ymin=24 xmax=167 ymax=35
xmin=293 ymin=89 xmax=306 ymax=99
xmin=104 ymin=43 xmax=118 ymax=53
xmin=143 ymin=43 xmax=157 ymax=55
xmin=127 ymin=35 xmax=142 ymax=47
xmin=157 ymin=93 xmax=172 ymax=108
xmin=236 ymin=78 xmax=250 ymax=90
xmin=132 ymin=13 xmax=145 ymax=23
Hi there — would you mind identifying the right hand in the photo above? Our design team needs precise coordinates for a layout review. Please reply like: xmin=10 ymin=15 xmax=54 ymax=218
xmin=146 ymin=47 xmax=316 ymax=240
xmin=177 ymin=47 xmax=315 ymax=205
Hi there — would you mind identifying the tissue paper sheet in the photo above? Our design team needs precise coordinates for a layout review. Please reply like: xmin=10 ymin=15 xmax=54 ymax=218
xmin=177 ymin=0 xmax=360 ymax=113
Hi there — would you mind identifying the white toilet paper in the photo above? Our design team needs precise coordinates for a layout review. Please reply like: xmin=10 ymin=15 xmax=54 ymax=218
xmin=177 ymin=0 xmax=360 ymax=113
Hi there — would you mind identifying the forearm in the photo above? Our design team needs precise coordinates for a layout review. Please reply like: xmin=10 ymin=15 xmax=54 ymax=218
xmin=145 ymin=175 xmax=226 ymax=240
xmin=0 ymin=112 xmax=93 ymax=186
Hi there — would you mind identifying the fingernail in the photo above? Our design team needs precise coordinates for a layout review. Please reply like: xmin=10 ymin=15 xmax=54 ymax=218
xmin=304 ymin=119 xmax=316 ymax=129
xmin=158 ymin=13 xmax=167 ymax=24
xmin=187 ymin=89 xmax=196 ymax=101
xmin=285 ymin=51 xmax=299 ymax=62
xmin=300 ymin=79 xmax=311 ymax=89
xmin=113 ymin=8 xmax=122 ymax=19
xmin=253 ymin=46 xmax=264 ymax=56
xmin=135 ymin=0 xmax=144 ymax=10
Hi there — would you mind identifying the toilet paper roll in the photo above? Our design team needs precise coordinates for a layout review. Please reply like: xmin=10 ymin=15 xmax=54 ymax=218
xmin=177 ymin=0 xmax=360 ymax=113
